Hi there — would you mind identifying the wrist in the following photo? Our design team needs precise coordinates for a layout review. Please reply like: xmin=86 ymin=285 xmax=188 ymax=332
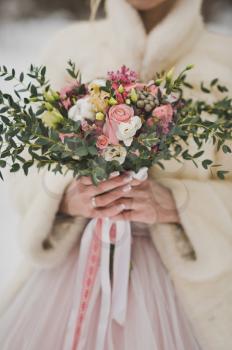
xmin=58 ymin=194 xmax=74 ymax=217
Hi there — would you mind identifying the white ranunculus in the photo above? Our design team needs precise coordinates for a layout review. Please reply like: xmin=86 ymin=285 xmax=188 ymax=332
xmin=68 ymin=97 xmax=95 ymax=122
xmin=116 ymin=116 xmax=142 ymax=146
xmin=103 ymin=145 xmax=127 ymax=165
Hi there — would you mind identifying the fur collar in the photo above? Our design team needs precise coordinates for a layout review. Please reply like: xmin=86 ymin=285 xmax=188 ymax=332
xmin=105 ymin=0 xmax=204 ymax=78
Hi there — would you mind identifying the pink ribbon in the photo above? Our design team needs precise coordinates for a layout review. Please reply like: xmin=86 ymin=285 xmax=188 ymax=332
xmin=63 ymin=218 xmax=131 ymax=350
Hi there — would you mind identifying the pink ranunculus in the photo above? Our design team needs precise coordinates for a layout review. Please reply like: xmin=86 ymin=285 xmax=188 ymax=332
xmin=59 ymin=132 xmax=76 ymax=143
xmin=96 ymin=135 xmax=109 ymax=149
xmin=152 ymin=104 xmax=173 ymax=134
xmin=109 ymin=104 xmax=134 ymax=123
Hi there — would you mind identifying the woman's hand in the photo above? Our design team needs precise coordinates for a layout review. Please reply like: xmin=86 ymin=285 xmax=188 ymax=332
xmin=59 ymin=172 xmax=134 ymax=218
xmin=59 ymin=173 xmax=180 ymax=225
xmin=112 ymin=178 xmax=180 ymax=225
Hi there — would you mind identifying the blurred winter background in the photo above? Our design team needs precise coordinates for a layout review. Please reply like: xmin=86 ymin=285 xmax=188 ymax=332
xmin=0 ymin=0 xmax=232 ymax=295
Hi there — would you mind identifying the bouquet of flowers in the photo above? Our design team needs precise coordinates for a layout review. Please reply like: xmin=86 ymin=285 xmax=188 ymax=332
xmin=0 ymin=61 xmax=231 ymax=183
xmin=0 ymin=61 xmax=232 ymax=349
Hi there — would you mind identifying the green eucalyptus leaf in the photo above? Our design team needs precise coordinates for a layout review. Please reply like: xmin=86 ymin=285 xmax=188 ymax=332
xmin=202 ymin=159 xmax=213 ymax=169
xmin=0 ymin=160 xmax=6 ymax=168
xmin=222 ymin=145 xmax=231 ymax=154
xmin=10 ymin=163 xmax=20 ymax=172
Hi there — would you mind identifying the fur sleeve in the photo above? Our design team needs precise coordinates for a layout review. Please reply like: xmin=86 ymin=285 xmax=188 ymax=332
xmin=9 ymin=169 xmax=87 ymax=268
xmin=149 ymin=177 xmax=232 ymax=282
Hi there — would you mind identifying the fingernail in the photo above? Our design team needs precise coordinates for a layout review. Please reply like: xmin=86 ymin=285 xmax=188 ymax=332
xmin=119 ymin=204 xmax=126 ymax=211
xmin=123 ymin=184 xmax=131 ymax=192
xmin=110 ymin=171 xmax=120 ymax=178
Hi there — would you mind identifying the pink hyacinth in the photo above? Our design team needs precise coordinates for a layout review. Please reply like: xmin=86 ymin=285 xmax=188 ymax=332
xmin=107 ymin=66 xmax=137 ymax=85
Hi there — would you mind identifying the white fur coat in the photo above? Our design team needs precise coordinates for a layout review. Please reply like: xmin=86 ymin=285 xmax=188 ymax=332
xmin=2 ymin=1 xmax=232 ymax=349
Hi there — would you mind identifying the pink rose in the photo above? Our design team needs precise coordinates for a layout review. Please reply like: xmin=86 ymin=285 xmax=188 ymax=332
xmin=96 ymin=135 xmax=109 ymax=149
xmin=108 ymin=104 xmax=134 ymax=123
xmin=152 ymin=104 xmax=173 ymax=134
xmin=104 ymin=104 xmax=134 ymax=144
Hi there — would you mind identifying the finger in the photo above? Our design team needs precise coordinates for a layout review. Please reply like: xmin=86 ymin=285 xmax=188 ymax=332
xmin=94 ymin=183 xmax=132 ymax=207
xmin=94 ymin=173 xmax=133 ymax=195
xmin=130 ymin=178 xmax=144 ymax=187
xmin=109 ymin=198 xmax=136 ymax=211
xmin=93 ymin=203 xmax=126 ymax=218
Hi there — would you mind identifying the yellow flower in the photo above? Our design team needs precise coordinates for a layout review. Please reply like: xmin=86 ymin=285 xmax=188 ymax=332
xmin=118 ymin=84 xmax=124 ymax=93
xmin=108 ymin=97 xmax=118 ymax=106
xmin=130 ymin=88 xmax=138 ymax=102
xmin=96 ymin=112 xmax=105 ymax=121
xmin=89 ymin=83 xmax=101 ymax=94
xmin=41 ymin=110 xmax=64 ymax=128
xmin=90 ymin=90 xmax=110 ymax=113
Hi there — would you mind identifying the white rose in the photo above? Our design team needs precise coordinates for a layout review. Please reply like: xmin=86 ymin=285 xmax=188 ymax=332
xmin=68 ymin=97 xmax=95 ymax=122
xmin=116 ymin=116 xmax=142 ymax=146
xmin=103 ymin=145 xmax=127 ymax=165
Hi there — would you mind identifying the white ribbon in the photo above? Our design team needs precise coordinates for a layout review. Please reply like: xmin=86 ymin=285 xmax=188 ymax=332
xmin=95 ymin=219 xmax=132 ymax=350
xmin=65 ymin=167 xmax=148 ymax=350
xmin=111 ymin=220 xmax=131 ymax=325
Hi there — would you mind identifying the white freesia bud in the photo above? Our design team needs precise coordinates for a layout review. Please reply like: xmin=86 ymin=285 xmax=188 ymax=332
xmin=68 ymin=97 xmax=95 ymax=122
xmin=116 ymin=116 xmax=142 ymax=146
xmin=103 ymin=145 xmax=127 ymax=165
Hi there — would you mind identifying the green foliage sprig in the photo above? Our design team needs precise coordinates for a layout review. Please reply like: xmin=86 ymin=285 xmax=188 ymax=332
xmin=0 ymin=62 xmax=231 ymax=184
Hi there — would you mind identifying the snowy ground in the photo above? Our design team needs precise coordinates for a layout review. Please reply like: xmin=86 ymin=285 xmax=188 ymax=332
xmin=0 ymin=9 xmax=232 ymax=297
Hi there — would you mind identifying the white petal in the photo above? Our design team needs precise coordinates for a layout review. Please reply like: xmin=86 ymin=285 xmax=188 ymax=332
xmin=133 ymin=116 xmax=142 ymax=130
xmin=123 ymin=138 xmax=133 ymax=146
xmin=68 ymin=105 xmax=78 ymax=121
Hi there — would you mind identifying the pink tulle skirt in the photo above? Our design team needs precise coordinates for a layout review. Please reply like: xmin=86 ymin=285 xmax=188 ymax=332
xmin=0 ymin=227 xmax=200 ymax=350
